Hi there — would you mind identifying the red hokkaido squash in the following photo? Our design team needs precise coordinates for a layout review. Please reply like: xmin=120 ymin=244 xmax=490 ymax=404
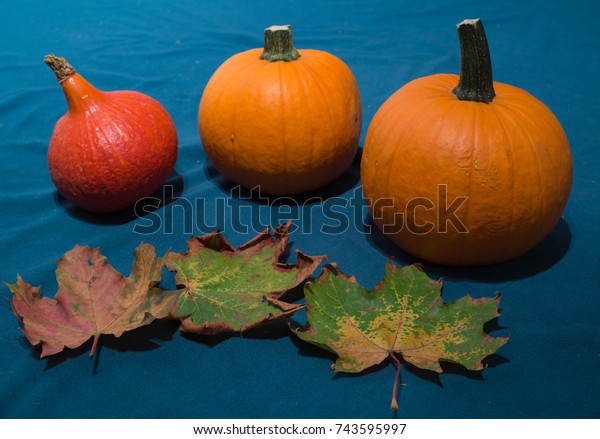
xmin=198 ymin=25 xmax=362 ymax=195
xmin=361 ymin=19 xmax=573 ymax=266
xmin=45 ymin=55 xmax=178 ymax=213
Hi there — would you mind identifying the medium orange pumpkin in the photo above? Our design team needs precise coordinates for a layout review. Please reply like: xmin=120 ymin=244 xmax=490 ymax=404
xmin=198 ymin=25 xmax=362 ymax=195
xmin=361 ymin=19 xmax=573 ymax=266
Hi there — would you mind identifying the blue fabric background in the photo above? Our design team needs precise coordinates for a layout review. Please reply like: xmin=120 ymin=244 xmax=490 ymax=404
xmin=1 ymin=0 xmax=598 ymax=419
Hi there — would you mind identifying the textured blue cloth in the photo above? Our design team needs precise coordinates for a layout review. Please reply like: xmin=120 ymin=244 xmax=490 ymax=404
xmin=1 ymin=0 xmax=598 ymax=419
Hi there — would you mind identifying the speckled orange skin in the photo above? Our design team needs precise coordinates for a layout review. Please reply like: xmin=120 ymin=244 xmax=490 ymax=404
xmin=198 ymin=48 xmax=362 ymax=195
xmin=361 ymin=74 xmax=573 ymax=266
xmin=48 ymin=73 xmax=178 ymax=213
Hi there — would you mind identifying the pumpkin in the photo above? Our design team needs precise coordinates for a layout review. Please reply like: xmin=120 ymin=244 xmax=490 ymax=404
xmin=44 ymin=55 xmax=178 ymax=213
xmin=198 ymin=25 xmax=362 ymax=195
xmin=360 ymin=19 xmax=573 ymax=266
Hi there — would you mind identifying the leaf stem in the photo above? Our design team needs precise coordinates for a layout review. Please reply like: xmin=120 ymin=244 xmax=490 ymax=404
xmin=390 ymin=352 xmax=401 ymax=411
xmin=90 ymin=334 xmax=100 ymax=358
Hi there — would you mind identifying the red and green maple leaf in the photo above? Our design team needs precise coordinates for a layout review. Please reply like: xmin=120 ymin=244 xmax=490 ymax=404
xmin=165 ymin=221 xmax=325 ymax=334
xmin=8 ymin=243 xmax=178 ymax=358
xmin=294 ymin=262 xmax=509 ymax=410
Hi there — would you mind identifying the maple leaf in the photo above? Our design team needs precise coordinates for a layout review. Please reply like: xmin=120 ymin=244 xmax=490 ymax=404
xmin=7 ymin=243 xmax=178 ymax=358
xmin=165 ymin=221 xmax=326 ymax=334
xmin=294 ymin=262 xmax=509 ymax=410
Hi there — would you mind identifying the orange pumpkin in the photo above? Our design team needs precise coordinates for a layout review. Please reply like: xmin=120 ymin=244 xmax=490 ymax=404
xmin=361 ymin=19 xmax=573 ymax=266
xmin=198 ymin=25 xmax=362 ymax=195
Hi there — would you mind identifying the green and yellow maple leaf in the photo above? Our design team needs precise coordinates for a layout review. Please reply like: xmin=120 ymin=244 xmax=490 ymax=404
xmin=165 ymin=221 xmax=325 ymax=334
xmin=294 ymin=261 xmax=508 ymax=409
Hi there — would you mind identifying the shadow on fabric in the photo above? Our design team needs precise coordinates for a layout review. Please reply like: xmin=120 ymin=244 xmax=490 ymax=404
xmin=178 ymin=318 xmax=294 ymax=348
xmin=40 ymin=319 xmax=180 ymax=372
xmin=202 ymin=149 xmax=362 ymax=205
xmin=53 ymin=170 xmax=184 ymax=225
xmin=364 ymin=217 xmax=572 ymax=283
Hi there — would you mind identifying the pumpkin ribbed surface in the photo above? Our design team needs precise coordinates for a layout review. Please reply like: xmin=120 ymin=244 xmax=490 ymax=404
xmin=45 ymin=55 xmax=178 ymax=213
xmin=360 ymin=20 xmax=572 ymax=266
xmin=198 ymin=26 xmax=361 ymax=195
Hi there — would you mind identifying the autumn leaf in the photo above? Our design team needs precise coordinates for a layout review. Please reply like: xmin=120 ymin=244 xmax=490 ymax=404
xmin=293 ymin=262 xmax=509 ymax=410
xmin=165 ymin=221 xmax=326 ymax=334
xmin=7 ymin=243 xmax=178 ymax=358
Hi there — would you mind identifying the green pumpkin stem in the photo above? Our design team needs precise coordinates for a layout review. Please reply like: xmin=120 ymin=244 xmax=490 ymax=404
xmin=452 ymin=19 xmax=496 ymax=103
xmin=44 ymin=54 xmax=76 ymax=84
xmin=260 ymin=25 xmax=301 ymax=62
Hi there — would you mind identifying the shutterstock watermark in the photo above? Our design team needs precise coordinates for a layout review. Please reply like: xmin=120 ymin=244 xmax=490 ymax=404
xmin=132 ymin=184 xmax=468 ymax=236
xmin=374 ymin=184 xmax=469 ymax=235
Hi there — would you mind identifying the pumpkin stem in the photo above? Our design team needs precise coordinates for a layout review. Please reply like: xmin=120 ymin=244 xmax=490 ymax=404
xmin=452 ymin=19 xmax=496 ymax=103
xmin=259 ymin=25 xmax=301 ymax=62
xmin=44 ymin=54 xmax=76 ymax=84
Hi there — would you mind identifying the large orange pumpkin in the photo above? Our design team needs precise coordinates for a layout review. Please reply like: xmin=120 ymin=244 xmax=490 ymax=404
xmin=198 ymin=25 xmax=362 ymax=195
xmin=361 ymin=19 xmax=573 ymax=266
